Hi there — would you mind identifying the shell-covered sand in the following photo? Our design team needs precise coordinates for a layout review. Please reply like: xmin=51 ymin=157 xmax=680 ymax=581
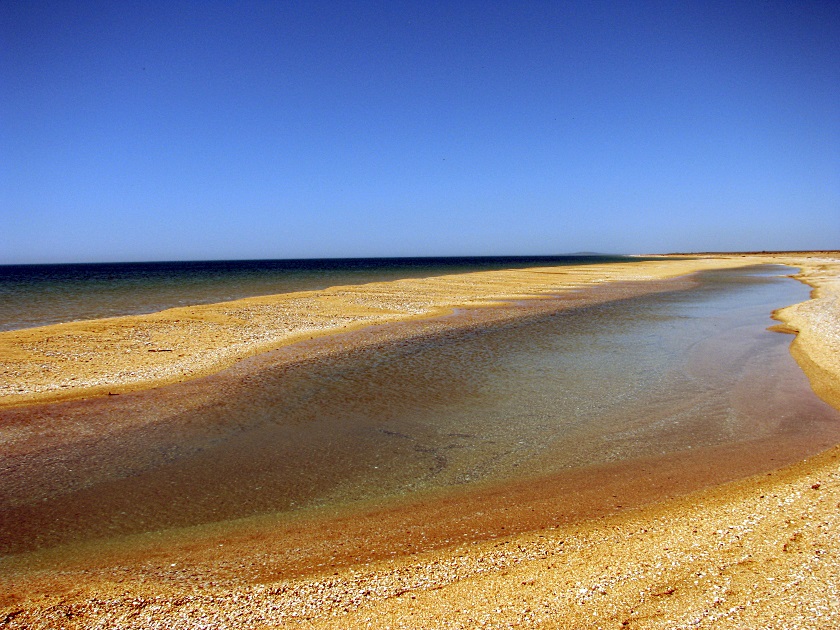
xmin=1 ymin=252 xmax=839 ymax=629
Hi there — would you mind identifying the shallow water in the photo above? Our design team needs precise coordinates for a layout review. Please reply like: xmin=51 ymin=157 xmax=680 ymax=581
xmin=2 ymin=265 xmax=839 ymax=555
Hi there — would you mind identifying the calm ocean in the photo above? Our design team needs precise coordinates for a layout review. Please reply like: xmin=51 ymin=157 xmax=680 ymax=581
xmin=0 ymin=255 xmax=638 ymax=331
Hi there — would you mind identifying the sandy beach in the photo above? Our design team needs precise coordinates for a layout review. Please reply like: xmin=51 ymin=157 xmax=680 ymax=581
xmin=1 ymin=252 xmax=839 ymax=629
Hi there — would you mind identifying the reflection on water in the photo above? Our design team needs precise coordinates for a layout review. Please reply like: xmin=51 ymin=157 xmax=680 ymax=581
xmin=2 ymin=265 xmax=839 ymax=555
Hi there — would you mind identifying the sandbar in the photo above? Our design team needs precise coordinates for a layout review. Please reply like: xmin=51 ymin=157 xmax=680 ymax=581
xmin=0 ymin=254 xmax=781 ymax=408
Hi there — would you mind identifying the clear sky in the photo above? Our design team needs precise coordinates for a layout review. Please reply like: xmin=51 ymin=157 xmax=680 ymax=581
xmin=2 ymin=0 xmax=838 ymax=264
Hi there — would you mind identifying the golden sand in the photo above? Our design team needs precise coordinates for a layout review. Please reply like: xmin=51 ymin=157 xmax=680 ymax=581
xmin=1 ymin=252 xmax=839 ymax=628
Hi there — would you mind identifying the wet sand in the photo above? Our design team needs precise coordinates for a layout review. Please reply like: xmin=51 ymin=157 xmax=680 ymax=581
xmin=1 ymin=252 xmax=840 ymax=628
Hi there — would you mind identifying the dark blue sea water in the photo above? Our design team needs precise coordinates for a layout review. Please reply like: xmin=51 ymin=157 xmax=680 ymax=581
xmin=0 ymin=255 xmax=640 ymax=331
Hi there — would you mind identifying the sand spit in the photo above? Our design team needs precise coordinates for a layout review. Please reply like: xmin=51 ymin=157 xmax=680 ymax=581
xmin=0 ymin=255 xmax=768 ymax=408
xmin=1 ymin=252 xmax=840 ymax=629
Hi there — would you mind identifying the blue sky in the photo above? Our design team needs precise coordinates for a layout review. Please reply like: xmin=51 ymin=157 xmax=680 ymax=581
xmin=2 ymin=0 xmax=838 ymax=263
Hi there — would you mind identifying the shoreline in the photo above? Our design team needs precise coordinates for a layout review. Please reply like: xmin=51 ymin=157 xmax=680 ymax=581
xmin=2 ymin=252 xmax=840 ymax=628
xmin=6 ymin=434 xmax=837 ymax=628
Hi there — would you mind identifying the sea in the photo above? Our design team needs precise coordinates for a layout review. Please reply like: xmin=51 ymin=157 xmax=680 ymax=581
xmin=0 ymin=255 xmax=636 ymax=331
